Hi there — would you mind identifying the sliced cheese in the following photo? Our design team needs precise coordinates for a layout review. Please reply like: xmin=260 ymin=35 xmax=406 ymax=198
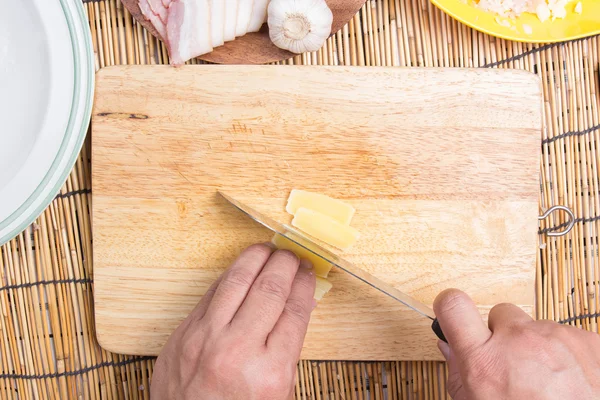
xmin=272 ymin=234 xmax=333 ymax=278
xmin=314 ymin=277 xmax=333 ymax=301
xmin=292 ymin=208 xmax=359 ymax=250
xmin=286 ymin=189 xmax=355 ymax=225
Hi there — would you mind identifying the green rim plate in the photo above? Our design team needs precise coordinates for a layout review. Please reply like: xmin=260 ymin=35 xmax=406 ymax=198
xmin=0 ymin=0 xmax=94 ymax=245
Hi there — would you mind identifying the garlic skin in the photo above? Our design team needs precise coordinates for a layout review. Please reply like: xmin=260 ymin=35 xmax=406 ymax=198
xmin=268 ymin=0 xmax=333 ymax=54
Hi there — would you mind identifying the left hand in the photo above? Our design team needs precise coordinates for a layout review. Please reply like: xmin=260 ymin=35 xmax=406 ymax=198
xmin=151 ymin=243 xmax=316 ymax=400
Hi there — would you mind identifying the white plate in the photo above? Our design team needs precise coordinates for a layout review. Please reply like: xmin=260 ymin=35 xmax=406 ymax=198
xmin=0 ymin=0 xmax=94 ymax=245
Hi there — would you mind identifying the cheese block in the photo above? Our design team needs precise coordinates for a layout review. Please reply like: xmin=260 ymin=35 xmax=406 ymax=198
xmin=314 ymin=277 xmax=333 ymax=301
xmin=272 ymin=234 xmax=333 ymax=278
xmin=292 ymin=208 xmax=359 ymax=249
xmin=286 ymin=189 xmax=355 ymax=225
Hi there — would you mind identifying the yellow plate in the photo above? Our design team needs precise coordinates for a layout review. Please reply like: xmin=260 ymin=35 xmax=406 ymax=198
xmin=430 ymin=0 xmax=600 ymax=43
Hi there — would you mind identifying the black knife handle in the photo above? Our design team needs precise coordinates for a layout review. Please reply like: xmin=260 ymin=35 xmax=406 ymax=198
xmin=431 ymin=318 xmax=447 ymax=343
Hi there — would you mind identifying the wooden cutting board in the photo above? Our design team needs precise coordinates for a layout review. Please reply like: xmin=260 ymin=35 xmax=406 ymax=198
xmin=92 ymin=65 xmax=541 ymax=360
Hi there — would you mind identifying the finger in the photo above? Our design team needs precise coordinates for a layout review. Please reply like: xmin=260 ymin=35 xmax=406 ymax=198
xmin=487 ymin=303 xmax=533 ymax=332
xmin=187 ymin=275 xmax=223 ymax=325
xmin=433 ymin=289 xmax=491 ymax=357
xmin=231 ymin=250 xmax=300 ymax=338
xmin=268 ymin=259 xmax=316 ymax=357
xmin=204 ymin=243 xmax=275 ymax=326
xmin=439 ymin=341 xmax=468 ymax=400
xmin=175 ymin=275 xmax=225 ymax=334
xmin=446 ymin=352 xmax=469 ymax=400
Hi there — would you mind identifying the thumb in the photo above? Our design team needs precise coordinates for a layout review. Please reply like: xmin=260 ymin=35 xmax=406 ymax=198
xmin=434 ymin=289 xmax=491 ymax=357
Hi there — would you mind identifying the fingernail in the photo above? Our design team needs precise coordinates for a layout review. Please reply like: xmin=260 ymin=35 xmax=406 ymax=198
xmin=300 ymin=259 xmax=313 ymax=270
xmin=437 ymin=340 xmax=450 ymax=361
xmin=262 ymin=242 xmax=277 ymax=250
xmin=311 ymin=299 xmax=318 ymax=310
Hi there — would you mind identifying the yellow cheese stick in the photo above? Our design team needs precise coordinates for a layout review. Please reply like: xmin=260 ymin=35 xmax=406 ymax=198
xmin=314 ymin=277 xmax=333 ymax=301
xmin=292 ymin=208 xmax=359 ymax=250
xmin=286 ymin=189 xmax=355 ymax=225
xmin=271 ymin=234 xmax=333 ymax=278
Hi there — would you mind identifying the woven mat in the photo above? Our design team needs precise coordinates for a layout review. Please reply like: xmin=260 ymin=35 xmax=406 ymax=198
xmin=1 ymin=0 xmax=599 ymax=398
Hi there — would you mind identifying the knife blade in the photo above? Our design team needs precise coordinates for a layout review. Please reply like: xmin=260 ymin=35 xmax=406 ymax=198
xmin=218 ymin=191 xmax=447 ymax=342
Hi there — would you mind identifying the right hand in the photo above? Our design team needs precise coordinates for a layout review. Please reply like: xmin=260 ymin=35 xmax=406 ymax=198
xmin=434 ymin=289 xmax=600 ymax=400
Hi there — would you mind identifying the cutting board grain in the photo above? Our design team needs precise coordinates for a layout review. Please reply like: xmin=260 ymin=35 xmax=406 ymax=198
xmin=92 ymin=65 xmax=541 ymax=360
xmin=121 ymin=0 xmax=366 ymax=64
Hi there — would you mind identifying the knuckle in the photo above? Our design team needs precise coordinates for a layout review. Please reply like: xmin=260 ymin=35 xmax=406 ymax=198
xmin=490 ymin=302 xmax=515 ymax=315
xmin=180 ymin=334 xmax=202 ymax=363
xmin=263 ymin=380 xmax=289 ymax=395
xmin=256 ymin=275 xmax=289 ymax=301
xmin=284 ymin=298 xmax=310 ymax=324
xmin=549 ymin=322 xmax=574 ymax=342
xmin=299 ymin=258 xmax=313 ymax=270
xmin=517 ymin=321 xmax=566 ymax=361
xmin=436 ymin=289 xmax=470 ymax=316
xmin=446 ymin=374 xmax=463 ymax=399
xmin=273 ymin=249 xmax=300 ymax=265
xmin=205 ymin=286 xmax=217 ymax=297
xmin=203 ymin=285 xmax=219 ymax=301
xmin=204 ymin=353 xmax=234 ymax=383
xmin=295 ymin=269 xmax=316 ymax=288
xmin=464 ymin=349 xmax=503 ymax=387
xmin=489 ymin=302 xmax=525 ymax=323
xmin=508 ymin=320 xmax=534 ymax=338
xmin=259 ymin=367 xmax=293 ymax=396
xmin=245 ymin=243 xmax=274 ymax=259
xmin=506 ymin=320 xmax=545 ymax=349
xmin=223 ymin=268 xmax=255 ymax=289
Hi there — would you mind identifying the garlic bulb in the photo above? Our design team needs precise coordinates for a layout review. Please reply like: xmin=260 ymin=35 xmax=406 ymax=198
xmin=267 ymin=0 xmax=333 ymax=54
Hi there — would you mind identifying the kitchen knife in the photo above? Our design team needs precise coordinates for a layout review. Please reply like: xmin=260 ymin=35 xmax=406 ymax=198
xmin=218 ymin=191 xmax=447 ymax=343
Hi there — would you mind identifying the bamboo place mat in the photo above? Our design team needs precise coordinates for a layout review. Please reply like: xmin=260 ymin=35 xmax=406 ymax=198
xmin=0 ymin=0 xmax=599 ymax=399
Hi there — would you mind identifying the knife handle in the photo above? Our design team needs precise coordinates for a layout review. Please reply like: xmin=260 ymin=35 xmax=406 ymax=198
xmin=431 ymin=318 xmax=447 ymax=343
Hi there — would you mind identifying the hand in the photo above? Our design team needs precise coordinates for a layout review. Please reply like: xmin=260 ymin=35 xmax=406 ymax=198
xmin=434 ymin=289 xmax=600 ymax=400
xmin=151 ymin=243 xmax=316 ymax=400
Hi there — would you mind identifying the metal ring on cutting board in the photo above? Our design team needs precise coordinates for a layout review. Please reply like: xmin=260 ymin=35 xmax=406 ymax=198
xmin=538 ymin=206 xmax=575 ymax=237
